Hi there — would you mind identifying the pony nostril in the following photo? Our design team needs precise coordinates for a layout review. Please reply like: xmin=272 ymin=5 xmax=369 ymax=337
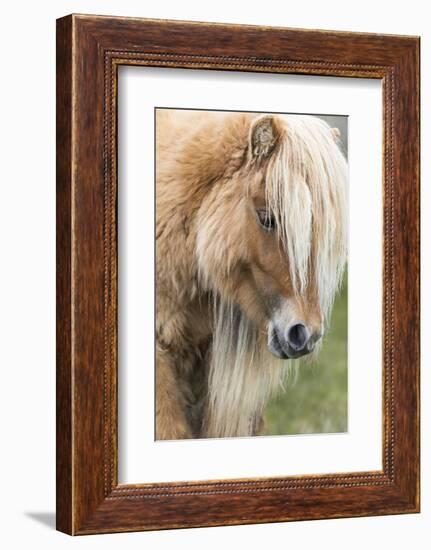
xmin=286 ymin=323 xmax=309 ymax=351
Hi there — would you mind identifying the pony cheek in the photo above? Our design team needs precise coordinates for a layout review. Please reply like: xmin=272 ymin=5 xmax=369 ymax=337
xmin=229 ymin=275 xmax=270 ymax=327
xmin=249 ymin=262 xmax=293 ymax=315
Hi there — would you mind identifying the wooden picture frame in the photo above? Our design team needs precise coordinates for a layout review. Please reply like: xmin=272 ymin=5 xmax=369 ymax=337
xmin=56 ymin=14 xmax=420 ymax=535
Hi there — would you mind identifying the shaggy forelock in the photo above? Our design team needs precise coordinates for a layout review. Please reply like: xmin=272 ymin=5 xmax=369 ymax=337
xmin=264 ymin=115 xmax=347 ymax=321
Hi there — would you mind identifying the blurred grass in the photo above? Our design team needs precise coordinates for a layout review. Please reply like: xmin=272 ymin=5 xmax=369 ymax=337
xmin=264 ymin=274 xmax=348 ymax=435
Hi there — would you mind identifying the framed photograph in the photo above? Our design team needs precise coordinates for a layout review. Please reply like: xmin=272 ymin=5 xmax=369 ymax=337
xmin=56 ymin=14 xmax=420 ymax=535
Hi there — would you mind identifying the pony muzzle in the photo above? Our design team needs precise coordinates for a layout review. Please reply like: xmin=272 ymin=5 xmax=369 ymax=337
xmin=268 ymin=322 xmax=320 ymax=360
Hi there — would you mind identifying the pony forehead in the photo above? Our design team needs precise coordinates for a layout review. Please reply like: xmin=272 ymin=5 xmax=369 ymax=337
xmin=247 ymin=114 xmax=344 ymax=182
xmin=273 ymin=115 xmax=341 ymax=159
xmin=247 ymin=114 xmax=346 ymax=200
xmin=272 ymin=112 xmax=335 ymax=134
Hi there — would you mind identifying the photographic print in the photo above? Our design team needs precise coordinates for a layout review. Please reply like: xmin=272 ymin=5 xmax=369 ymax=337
xmin=57 ymin=16 xmax=419 ymax=533
xmin=155 ymin=108 xmax=348 ymax=441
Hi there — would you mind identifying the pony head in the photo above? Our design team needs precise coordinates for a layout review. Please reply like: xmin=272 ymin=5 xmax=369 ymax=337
xmin=196 ymin=113 xmax=347 ymax=363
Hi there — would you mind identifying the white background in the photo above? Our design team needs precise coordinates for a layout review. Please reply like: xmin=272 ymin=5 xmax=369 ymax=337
xmin=118 ymin=68 xmax=382 ymax=483
xmin=0 ymin=1 xmax=428 ymax=548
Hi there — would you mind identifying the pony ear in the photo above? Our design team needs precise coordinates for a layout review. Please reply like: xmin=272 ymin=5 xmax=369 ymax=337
xmin=250 ymin=116 xmax=279 ymax=158
xmin=330 ymin=127 xmax=341 ymax=141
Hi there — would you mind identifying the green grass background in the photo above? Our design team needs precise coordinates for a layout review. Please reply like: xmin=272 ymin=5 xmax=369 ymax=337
xmin=264 ymin=274 xmax=348 ymax=435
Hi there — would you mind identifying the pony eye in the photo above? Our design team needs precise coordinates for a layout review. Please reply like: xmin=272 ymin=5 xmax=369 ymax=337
xmin=256 ymin=209 xmax=276 ymax=231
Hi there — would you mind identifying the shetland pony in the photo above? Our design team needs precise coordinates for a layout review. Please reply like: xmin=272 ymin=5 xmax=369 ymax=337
xmin=155 ymin=109 xmax=347 ymax=440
